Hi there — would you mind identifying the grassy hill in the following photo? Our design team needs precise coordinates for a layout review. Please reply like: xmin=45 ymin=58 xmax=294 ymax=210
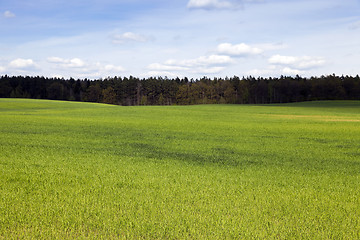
xmin=0 ymin=99 xmax=359 ymax=239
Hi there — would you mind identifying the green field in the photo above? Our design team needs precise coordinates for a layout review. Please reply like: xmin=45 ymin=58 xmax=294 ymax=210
xmin=0 ymin=99 xmax=359 ymax=239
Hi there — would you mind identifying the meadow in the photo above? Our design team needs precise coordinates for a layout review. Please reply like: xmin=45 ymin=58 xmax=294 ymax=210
xmin=0 ymin=98 xmax=359 ymax=239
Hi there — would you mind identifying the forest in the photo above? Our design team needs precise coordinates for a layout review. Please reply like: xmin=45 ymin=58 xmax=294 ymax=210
xmin=0 ymin=74 xmax=359 ymax=105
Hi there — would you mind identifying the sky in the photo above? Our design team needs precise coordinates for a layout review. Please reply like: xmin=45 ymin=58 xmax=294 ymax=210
xmin=1 ymin=0 xmax=360 ymax=79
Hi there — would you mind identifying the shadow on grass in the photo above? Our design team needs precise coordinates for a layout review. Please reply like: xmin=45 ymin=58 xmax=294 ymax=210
xmin=119 ymin=142 xmax=266 ymax=168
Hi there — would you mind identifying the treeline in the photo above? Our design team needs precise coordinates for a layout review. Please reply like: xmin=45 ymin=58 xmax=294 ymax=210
xmin=1 ymin=74 xmax=360 ymax=105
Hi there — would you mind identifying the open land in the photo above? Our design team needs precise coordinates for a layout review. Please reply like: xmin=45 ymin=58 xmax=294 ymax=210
xmin=0 ymin=99 xmax=359 ymax=239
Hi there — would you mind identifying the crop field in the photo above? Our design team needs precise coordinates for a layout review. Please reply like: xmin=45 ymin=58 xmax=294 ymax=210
xmin=0 ymin=99 xmax=359 ymax=239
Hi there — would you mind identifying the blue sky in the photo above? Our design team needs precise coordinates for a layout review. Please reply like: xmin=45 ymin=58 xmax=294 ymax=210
xmin=1 ymin=0 xmax=360 ymax=79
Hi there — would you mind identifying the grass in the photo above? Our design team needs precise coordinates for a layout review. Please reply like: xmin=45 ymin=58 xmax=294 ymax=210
xmin=0 ymin=98 xmax=359 ymax=239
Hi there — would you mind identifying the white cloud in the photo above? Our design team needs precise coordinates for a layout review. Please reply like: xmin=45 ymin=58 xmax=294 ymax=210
xmin=4 ymin=11 xmax=15 ymax=18
xmin=269 ymin=55 xmax=298 ymax=65
xmin=47 ymin=57 xmax=85 ymax=68
xmin=147 ymin=63 xmax=188 ymax=71
xmin=66 ymin=58 xmax=85 ymax=68
xmin=268 ymin=55 xmax=325 ymax=70
xmin=47 ymin=56 xmax=125 ymax=78
xmin=148 ymin=54 xmax=233 ymax=76
xmin=194 ymin=66 xmax=226 ymax=74
xmin=112 ymin=32 xmax=150 ymax=44
xmin=165 ymin=54 xmax=233 ymax=67
xmin=104 ymin=64 xmax=126 ymax=72
xmin=250 ymin=55 xmax=326 ymax=77
xmin=217 ymin=43 xmax=263 ymax=56
xmin=282 ymin=67 xmax=304 ymax=75
xmin=247 ymin=64 xmax=308 ymax=77
xmin=9 ymin=58 xmax=37 ymax=69
xmin=246 ymin=65 xmax=276 ymax=76
xmin=0 ymin=66 xmax=6 ymax=72
xmin=187 ymin=0 xmax=234 ymax=10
